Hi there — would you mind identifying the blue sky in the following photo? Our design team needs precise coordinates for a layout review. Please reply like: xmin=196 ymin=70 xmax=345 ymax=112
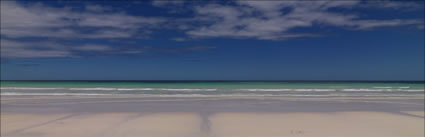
xmin=1 ymin=0 xmax=424 ymax=80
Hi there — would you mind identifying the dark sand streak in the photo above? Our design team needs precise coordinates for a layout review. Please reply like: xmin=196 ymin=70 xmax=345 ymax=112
xmin=4 ymin=113 xmax=80 ymax=136
xmin=98 ymin=113 xmax=154 ymax=137
xmin=392 ymin=111 xmax=425 ymax=119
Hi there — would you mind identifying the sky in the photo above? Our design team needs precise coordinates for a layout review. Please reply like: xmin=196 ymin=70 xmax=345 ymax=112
xmin=0 ymin=0 xmax=424 ymax=81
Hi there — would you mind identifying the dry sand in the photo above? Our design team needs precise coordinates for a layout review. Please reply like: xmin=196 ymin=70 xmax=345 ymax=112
xmin=1 ymin=96 xmax=424 ymax=137
xmin=2 ymin=112 xmax=424 ymax=137
xmin=1 ymin=113 xmax=201 ymax=137
xmin=210 ymin=112 xmax=424 ymax=137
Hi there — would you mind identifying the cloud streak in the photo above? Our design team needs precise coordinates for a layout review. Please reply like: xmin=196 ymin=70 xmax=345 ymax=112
xmin=0 ymin=1 xmax=164 ymax=39
xmin=183 ymin=1 xmax=423 ymax=40
xmin=2 ymin=0 xmax=422 ymax=41
xmin=0 ymin=39 xmax=73 ymax=58
xmin=0 ymin=39 xmax=216 ymax=58
xmin=0 ymin=0 xmax=423 ymax=58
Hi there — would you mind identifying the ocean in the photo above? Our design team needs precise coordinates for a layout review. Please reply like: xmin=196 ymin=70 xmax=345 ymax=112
xmin=1 ymin=81 xmax=424 ymax=97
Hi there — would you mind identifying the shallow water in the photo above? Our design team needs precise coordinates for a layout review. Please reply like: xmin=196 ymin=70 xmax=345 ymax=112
xmin=1 ymin=81 xmax=424 ymax=97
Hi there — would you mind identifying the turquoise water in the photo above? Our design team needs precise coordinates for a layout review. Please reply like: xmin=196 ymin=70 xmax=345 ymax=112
xmin=1 ymin=81 xmax=424 ymax=96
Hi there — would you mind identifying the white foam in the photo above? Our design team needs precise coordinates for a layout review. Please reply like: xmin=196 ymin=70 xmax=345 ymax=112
xmin=1 ymin=92 xmax=422 ymax=97
xmin=398 ymin=87 xmax=410 ymax=89
xmin=0 ymin=87 xmax=65 ymax=90
xmin=343 ymin=89 xmax=386 ymax=92
xmin=0 ymin=92 xmax=114 ymax=96
xmin=1 ymin=87 xmax=422 ymax=93
xmin=67 ymin=88 xmax=217 ymax=91
xmin=117 ymin=88 xmax=154 ymax=91
xmin=157 ymin=88 xmax=217 ymax=91
xmin=405 ymin=89 xmax=425 ymax=92
xmin=237 ymin=89 xmax=292 ymax=92
xmin=236 ymin=89 xmax=337 ymax=92
xmin=69 ymin=88 xmax=117 ymax=91
xmin=373 ymin=87 xmax=393 ymax=89
xmin=312 ymin=89 xmax=337 ymax=91
xmin=294 ymin=89 xmax=314 ymax=91
xmin=295 ymin=89 xmax=338 ymax=92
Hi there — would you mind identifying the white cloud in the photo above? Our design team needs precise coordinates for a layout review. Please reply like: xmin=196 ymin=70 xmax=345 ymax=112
xmin=2 ymin=0 xmax=421 ymax=41
xmin=184 ymin=0 xmax=423 ymax=40
xmin=1 ymin=0 xmax=423 ymax=58
xmin=85 ymin=5 xmax=112 ymax=12
xmin=0 ymin=39 xmax=72 ymax=58
xmin=171 ymin=37 xmax=188 ymax=42
xmin=0 ymin=1 xmax=164 ymax=39
xmin=152 ymin=1 xmax=185 ymax=7
xmin=0 ymin=39 xmax=216 ymax=58
xmin=362 ymin=1 xmax=423 ymax=9
xmin=73 ymin=44 xmax=113 ymax=52
xmin=0 ymin=39 xmax=118 ymax=58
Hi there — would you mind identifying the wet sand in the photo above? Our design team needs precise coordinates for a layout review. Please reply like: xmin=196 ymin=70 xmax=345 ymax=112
xmin=1 ymin=95 xmax=424 ymax=137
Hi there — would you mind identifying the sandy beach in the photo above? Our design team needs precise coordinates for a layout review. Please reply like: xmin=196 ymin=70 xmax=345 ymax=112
xmin=1 ymin=95 xmax=424 ymax=137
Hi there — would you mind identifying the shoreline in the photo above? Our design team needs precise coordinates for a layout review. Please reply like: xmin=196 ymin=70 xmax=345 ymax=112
xmin=2 ymin=95 xmax=424 ymax=113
